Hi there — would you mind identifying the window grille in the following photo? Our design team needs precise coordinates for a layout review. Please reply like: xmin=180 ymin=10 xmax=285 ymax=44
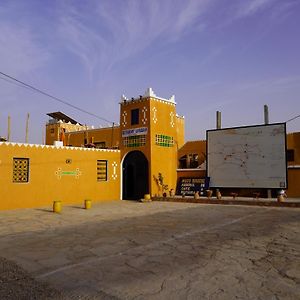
xmin=155 ymin=134 xmax=174 ymax=147
xmin=13 ymin=158 xmax=29 ymax=183
xmin=97 ymin=160 xmax=107 ymax=181
xmin=123 ymin=135 xmax=146 ymax=147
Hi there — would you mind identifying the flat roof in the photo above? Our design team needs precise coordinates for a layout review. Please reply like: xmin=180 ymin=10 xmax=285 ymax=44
xmin=47 ymin=112 xmax=82 ymax=125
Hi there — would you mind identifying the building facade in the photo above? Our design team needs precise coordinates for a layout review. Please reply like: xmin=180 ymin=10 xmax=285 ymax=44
xmin=1 ymin=88 xmax=299 ymax=210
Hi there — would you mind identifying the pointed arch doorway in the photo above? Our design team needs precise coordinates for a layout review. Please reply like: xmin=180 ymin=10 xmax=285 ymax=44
xmin=122 ymin=151 xmax=149 ymax=200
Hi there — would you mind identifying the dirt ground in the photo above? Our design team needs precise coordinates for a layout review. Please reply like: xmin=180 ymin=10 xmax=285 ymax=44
xmin=0 ymin=201 xmax=299 ymax=299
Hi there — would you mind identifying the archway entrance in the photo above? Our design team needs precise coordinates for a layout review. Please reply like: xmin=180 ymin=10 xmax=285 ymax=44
xmin=122 ymin=151 xmax=149 ymax=200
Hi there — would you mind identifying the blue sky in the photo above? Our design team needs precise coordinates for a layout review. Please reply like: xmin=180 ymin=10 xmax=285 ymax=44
xmin=0 ymin=0 xmax=299 ymax=143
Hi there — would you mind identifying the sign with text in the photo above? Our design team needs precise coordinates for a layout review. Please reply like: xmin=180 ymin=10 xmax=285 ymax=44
xmin=177 ymin=177 xmax=210 ymax=196
xmin=122 ymin=127 xmax=148 ymax=137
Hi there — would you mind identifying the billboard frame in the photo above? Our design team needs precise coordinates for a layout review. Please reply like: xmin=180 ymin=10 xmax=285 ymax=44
xmin=206 ymin=122 xmax=288 ymax=189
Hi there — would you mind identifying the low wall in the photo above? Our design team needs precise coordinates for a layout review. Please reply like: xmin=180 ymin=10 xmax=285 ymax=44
xmin=0 ymin=143 xmax=121 ymax=210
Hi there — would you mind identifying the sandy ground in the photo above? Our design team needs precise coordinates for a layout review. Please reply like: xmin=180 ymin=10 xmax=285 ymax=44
xmin=0 ymin=200 xmax=299 ymax=299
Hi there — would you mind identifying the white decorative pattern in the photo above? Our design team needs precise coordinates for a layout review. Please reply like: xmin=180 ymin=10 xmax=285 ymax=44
xmin=1 ymin=142 xmax=120 ymax=152
xmin=142 ymin=107 xmax=148 ymax=125
xmin=152 ymin=107 xmax=157 ymax=124
xmin=122 ymin=111 xmax=128 ymax=127
xmin=112 ymin=162 xmax=118 ymax=180
xmin=55 ymin=168 xmax=82 ymax=180
xmin=170 ymin=112 xmax=175 ymax=127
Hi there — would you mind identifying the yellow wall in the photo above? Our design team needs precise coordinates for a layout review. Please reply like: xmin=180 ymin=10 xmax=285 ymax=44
xmin=286 ymin=132 xmax=300 ymax=197
xmin=176 ymin=115 xmax=185 ymax=149
xmin=149 ymin=98 xmax=177 ymax=196
xmin=65 ymin=126 xmax=120 ymax=148
xmin=177 ymin=169 xmax=206 ymax=178
xmin=178 ymin=140 xmax=206 ymax=168
xmin=287 ymin=132 xmax=300 ymax=165
xmin=0 ymin=143 xmax=120 ymax=210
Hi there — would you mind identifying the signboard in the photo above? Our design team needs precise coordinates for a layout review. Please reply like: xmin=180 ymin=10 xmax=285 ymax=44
xmin=122 ymin=127 xmax=148 ymax=137
xmin=207 ymin=123 xmax=287 ymax=188
xmin=177 ymin=177 xmax=210 ymax=196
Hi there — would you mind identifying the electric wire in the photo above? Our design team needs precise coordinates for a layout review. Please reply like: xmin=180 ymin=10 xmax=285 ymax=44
xmin=0 ymin=71 xmax=114 ymax=125
xmin=286 ymin=114 xmax=300 ymax=123
xmin=1 ymin=70 xmax=298 ymax=126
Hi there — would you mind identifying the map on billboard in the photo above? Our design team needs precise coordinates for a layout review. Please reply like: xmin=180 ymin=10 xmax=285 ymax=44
xmin=207 ymin=123 xmax=287 ymax=188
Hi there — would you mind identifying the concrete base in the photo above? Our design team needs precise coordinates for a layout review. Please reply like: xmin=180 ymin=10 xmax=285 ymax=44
xmin=153 ymin=196 xmax=300 ymax=208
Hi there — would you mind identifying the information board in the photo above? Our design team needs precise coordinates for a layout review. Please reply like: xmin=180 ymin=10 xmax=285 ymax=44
xmin=177 ymin=177 xmax=210 ymax=196
xmin=207 ymin=123 xmax=287 ymax=188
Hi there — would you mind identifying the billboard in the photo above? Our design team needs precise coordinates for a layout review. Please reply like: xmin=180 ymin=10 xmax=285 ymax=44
xmin=207 ymin=123 xmax=287 ymax=188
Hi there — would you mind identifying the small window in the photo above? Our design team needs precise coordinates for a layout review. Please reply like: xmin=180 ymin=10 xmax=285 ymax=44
xmin=97 ymin=160 xmax=107 ymax=181
xmin=13 ymin=158 xmax=29 ymax=183
xmin=190 ymin=154 xmax=199 ymax=168
xmin=287 ymin=149 xmax=294 ymax=162
xmin=179 ymin=155 xmax=187 ymax=168
xmin=131 ymin=109 xmax=139 ymax=125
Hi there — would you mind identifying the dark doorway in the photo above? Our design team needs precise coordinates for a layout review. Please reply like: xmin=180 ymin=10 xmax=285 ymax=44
xmin=123 ymin=151 xmax=149 ymax=200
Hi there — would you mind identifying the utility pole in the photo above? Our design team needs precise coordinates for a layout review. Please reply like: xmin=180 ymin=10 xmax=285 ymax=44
xmin=264 ymin=105 xmax=272 ymax=199
xmin=264 ymin=105 xmax=269 ymax=125
xmin=7 ymin=115 xmax=11 ymax=142
xmin=216 ymin=111 xmax=221 ymax=129
xmin=25 ymin=113 xmax=29 ymax=143
xmin=111 ymin=122 xmax=115 ymax=148
xmin=216 ymin=111 xmax=221 ymax=196
xmin=42 ymin=128 xmax=45 ymax=145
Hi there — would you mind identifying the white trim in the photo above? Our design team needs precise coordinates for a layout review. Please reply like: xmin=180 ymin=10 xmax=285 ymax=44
xmin=0 ymin=142 xmax=120 ymax=152
xmin=288 ymin=165 xmax=300 ymax=169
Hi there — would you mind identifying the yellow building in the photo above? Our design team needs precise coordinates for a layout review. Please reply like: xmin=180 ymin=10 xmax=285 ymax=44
xmin=44 ymin=88 xmax=185 ymax=200
xmin=1 ymin=87 xmax=300 ymax=211
xmin=46 ymin=112 xmax=120 ymax=148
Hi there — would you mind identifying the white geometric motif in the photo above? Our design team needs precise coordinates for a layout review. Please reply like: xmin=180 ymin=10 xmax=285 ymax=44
xmin=112 ymin=162 xmax=118 ymax=180
xmin=170 ymin=112 xmax=175 ymax=127
xmin=152 ymin=107 xmax=157 ymax=124
xmin=122 ymin=111 xmax=127 ymax=127
xmin=142 ymin=107 xmax=148 ymax=125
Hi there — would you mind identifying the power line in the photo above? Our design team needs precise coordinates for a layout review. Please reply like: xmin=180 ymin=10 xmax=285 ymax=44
xmin=286 ymin=114 xmax=300 ymax=123
xmin=0 ymin=71 xmax=114 ymax=125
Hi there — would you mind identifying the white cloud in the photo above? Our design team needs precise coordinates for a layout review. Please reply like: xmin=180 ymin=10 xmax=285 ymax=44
xmin=236 ymin=0 xmax=275 ymax=18
xmin=57 ymin=0 xmax=212 ymax=77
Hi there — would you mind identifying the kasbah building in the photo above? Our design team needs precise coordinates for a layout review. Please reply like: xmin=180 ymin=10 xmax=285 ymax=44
xmin=0 ymin=87 xmax=299 ymax=210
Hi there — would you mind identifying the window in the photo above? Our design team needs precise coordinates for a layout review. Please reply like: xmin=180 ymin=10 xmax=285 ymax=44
xmin=179 ymin=155 xmax=187 ymax=168
xmin=155 ymin=134 xmax=174 ymax=147
xmin=287 ymin=149 xmax=295 ymax=162
xmin=190 ymin=154 xmax=199 ymax=168
xmin=131 ymin=109 xmax=139 ymax=125
xmin=123 ymin=135 xmax=146 ymax=147
xmin=97 ymin=160 xmax=107 ymax=181
xmin=13 ymin=158 xmax=29 ymax=183
xmin=178 ymin=154 xmax=199 ymax=168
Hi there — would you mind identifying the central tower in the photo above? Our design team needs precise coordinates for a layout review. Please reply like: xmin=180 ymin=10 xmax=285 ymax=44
xmin=120 ymin=88 xmax=184 ymax=199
